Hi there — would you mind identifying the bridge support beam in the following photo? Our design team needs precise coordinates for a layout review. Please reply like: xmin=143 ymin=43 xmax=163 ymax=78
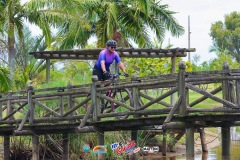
xmin=32 ymin=134 xmax=39 ymax=160
xmin=130 ymin=130 xmax=138 ymax=160
xmin=222 ymin=126 xmax=230 ymax=156
xmin=4 ymin=136 xmax=10 ymax=160
xmin=186 ymin=128 xmax=194 ymax=159
xmin=63 ymin=134 xmax=69 ymax=160
xmin=97 ymin=129 xmax=104 ymax=160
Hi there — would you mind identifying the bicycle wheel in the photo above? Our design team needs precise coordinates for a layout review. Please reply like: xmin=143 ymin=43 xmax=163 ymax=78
xmin=112 ymin=88 xmax=133 ymax=119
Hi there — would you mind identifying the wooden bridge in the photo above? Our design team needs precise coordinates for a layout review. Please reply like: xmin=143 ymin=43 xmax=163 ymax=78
xmin=0 ymin=48 xmax=239 ymax=159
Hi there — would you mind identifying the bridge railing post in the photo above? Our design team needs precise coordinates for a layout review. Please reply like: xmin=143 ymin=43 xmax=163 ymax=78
xmin=92 ymin=76 xmax=100 ymax=122
xmin=221 ymin=62 xmax=231 ymax=156
xmin=178 ymin=62 xmax=187 ymax=116
xmin=28 ymin=85 xmax=34 ymax=125
xmin=7 ymin=91 xmax=13 ymax=121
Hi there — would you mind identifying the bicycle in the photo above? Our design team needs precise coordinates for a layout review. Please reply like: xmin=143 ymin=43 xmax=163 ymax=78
xmin=85 ymin=73 xmax=133 ymax=119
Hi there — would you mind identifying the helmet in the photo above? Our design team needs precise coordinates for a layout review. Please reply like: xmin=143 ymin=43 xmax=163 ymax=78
xmin=106 ymin=40 xmax=117 ymax=47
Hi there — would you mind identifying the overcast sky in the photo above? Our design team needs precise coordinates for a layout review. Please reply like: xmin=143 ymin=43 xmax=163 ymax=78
xmin=161 ymin=0 xmax=240 ymax=64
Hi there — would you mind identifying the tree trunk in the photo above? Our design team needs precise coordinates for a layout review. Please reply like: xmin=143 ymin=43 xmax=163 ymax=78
xmin=8 ymin=23 xmax=15 ymax=80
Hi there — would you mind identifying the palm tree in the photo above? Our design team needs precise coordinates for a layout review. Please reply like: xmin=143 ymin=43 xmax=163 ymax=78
xmin=53 ymin=0 xmax=184 ymax=49
xmin=0 ymin=0 xmax=79 ymax=79
xmin=0 ymin=66 xmax=12 ymax=92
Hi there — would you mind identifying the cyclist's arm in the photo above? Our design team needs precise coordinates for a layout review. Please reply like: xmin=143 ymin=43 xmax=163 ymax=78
xmin=118 ymin=62 xmax=126 ymax=73
xmin=100 ymin=61 xmax=107 ymax=72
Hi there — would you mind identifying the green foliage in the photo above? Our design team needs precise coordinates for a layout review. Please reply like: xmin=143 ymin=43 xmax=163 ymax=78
xmin=193 ymin=51 xmax=240 ymax=72
xmin=0 ymin=66 xmax=12 ymax=92
xmin=210 ymin=11 xmax=240 ymax=62
xmin=50 ymin=0 xmax=184 ymax=49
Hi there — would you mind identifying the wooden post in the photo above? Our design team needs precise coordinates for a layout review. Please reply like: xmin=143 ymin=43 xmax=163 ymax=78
xmin=131 ymin=76 xmax=139 ymax=159
xmin=236 ymin=80 xmax=240 ymax=108
xmin=199 ymin=128 xmax=208 ymax=152
xmin=162 ymin=130 xmax=167 ymax=156
xmin=62 ymin=134 xmax=69 ymax=160
xmin=169 ymin=57 xmax=176 ymax=152
xmin=92 ymin=76 xmax=99 ymax=122
xmin=32 ymin=134 xmax=39 ymax=160
xmin=222 ymin=126 xmax=230 ymax=156
xmin=186 ymin=128 xmax=194 ymax=159
xmin=46 ymin=58 xmax=50 ymax=83
xmin=221 ymin=62 xmax=231 ymax=156
xmin=67 ymin=82 xmax=74 ymax=116
xmin=28 ymin=85 xmax=34 ymax=125
xmin=7 ymin=91 xmax=13 ymax=121
xmin=58 ymin=88 xmax=64 ymax=116
xmin=4 ymin=136 xmax=10 ymax=160
xmin=97 ymin=129 xmax=105 ymax=160
xmin=178 ymin=62 xmax=187 ymax=115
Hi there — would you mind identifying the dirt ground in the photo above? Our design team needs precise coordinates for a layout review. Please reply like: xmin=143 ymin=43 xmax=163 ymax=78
xmin=139 ymin=130 xmax=220 ymax=159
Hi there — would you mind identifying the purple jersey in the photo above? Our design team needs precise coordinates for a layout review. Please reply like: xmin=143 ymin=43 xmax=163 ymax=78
xmin=95 ymin=49 xmax=121 ymax=71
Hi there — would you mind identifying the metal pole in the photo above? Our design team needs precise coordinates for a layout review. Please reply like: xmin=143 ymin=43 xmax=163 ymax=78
xmin=188 ymin=15 xmax=191 ymax=62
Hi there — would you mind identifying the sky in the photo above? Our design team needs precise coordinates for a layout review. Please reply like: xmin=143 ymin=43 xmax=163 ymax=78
xmin=161 ymin=0 xmax=240 ymax=64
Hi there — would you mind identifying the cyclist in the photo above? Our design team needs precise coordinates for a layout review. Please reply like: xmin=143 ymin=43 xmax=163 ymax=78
xmin=93 ymin=39 xmax=129 ymax=81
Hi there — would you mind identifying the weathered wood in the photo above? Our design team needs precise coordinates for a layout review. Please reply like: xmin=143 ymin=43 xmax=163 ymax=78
xmin=96 ymin=79 xmax=177 ymax=92
xmin=137 ymin=87 xmax=178 ymax=110
xmin=186 ymin=128 xmax=195 ymax=158
xmin=28 ymin=85 xmax=34 ymax=125
xmin=188 ymin=107 xmax=240 ymax=113
xmin=163 ymin=96 xmax=181 ymax=123
xmin=92 ymin=77 xmax=99 ymax=122
xmin=162 ymin=130 xmax=167 ymax=156
xmin=33 ymin=100 xmax=61 ymax=117
xmin=97 ymin=93 xmax=134 ymax=111
xmin=46 ymin=135 xmax=63 ymax=153
xmin=4 ymin=136 xmax=10 ymax=160
xmin=139 ymin=92 xmax=172 ymax=108
xmin=7 ymin=91 xmax=13 ymax=121
xmin=198 ymin=128 xmax=208 ymax=152
xmin=173 ymin=130 xmax=185 ymax=145
xmin=63 ymin=96 xmax=91 ymax=117
xmin=178 ymin=62 xmax=187 ymax=115
xmin=30 ymin=47 xmax=195 ymax=60
xmin=236 ymin=80 xmax=240 ymax=107
xmin=79 ymin=104 xmax=93 ymax=128
xmin=97 ymin=108 xmax=172 ymax=118
xmin=62 ymin=134 xmax=69 ymax=160
xmin=222 ymin=126 xmax=230 ymax=156
xmin=186 ymin=83 xmax=237 ymax=108
xmin=32 ymin=134 xmax=39 ymax=160
xmin=17 ymin=110 xmax=30 ymax=131
xmin=189 ymin=86 xmax=222 ymax=107
xmin=46 ymin=58 xmax=50 ymax=83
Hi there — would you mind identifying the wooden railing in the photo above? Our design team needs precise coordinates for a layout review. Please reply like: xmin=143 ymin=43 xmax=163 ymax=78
xmin=1 ymin=62 xmax=240 ymax=133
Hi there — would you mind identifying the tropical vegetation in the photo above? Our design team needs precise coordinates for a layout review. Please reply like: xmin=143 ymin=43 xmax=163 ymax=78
xmin=0 ymin=0 xmax=240 ymax=159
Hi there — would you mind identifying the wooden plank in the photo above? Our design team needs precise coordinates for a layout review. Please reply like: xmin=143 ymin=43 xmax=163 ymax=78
xmin=189 ymin=86 xmax=222 ymax=107
xmin=63 ymin=96 xmax=91 ymax=116
xmin=97 ymin=93 xmax=134 ymax=111
xmin=163 ymin=96 xmax=181 ymax=123
xmin=137 ymin=87 xmax=178 ymax=110
xmin=139 ymin=92 xmax=172 ymax=107
xmin=186 ymin=83 xmax=237 ymax=108
xmin=33 ymin=100 xmax=60 ymax=117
